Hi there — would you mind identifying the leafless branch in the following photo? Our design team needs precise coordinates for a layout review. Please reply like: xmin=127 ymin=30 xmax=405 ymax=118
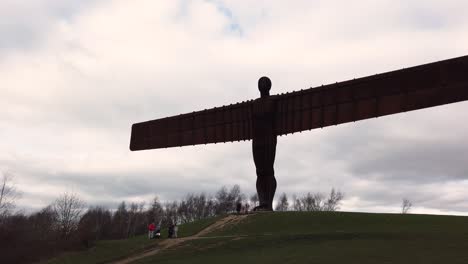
xmin=401 ymin=198 xmax=412 ymax=214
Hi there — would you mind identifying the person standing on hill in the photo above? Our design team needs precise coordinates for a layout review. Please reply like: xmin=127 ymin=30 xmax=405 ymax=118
xmin=236 ymin=202 xmax=242 ymax=214
xmin=168 ymin=223 xmax=174 ymax=238
xmin=148 ymin=222 xmax=156 ymax=239
xmin=174 ymin=223 xmax=178 ymax=238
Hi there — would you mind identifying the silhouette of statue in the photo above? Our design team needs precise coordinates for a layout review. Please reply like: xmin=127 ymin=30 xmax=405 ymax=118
xmin=252 ymin=77 xmax=277 ymax=210
xmin=130 ymin=55 xmax=468 ymax=211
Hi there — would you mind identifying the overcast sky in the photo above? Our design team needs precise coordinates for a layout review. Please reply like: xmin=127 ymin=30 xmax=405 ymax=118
xmin=1 ymin=0 xmax=468 ymax=215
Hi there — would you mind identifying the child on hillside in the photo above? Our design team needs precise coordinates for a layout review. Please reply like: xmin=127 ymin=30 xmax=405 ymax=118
xmin=148 ymin=222 xmax=156 ymax=239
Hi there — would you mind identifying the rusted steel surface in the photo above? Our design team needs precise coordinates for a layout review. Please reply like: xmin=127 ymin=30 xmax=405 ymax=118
xmin=130 ymin=100 xmax=254 ymax=151
xmin=274 ymin=55 xmax=468 ymax=136
xmin=130 ymin=55 xmax=468 ymax=151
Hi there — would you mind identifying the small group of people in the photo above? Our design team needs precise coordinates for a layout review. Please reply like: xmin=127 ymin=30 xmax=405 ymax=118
xmin=147 ymin=222 xmax=161 ymax=239
xmin=236 ymin=202 xmax=251 ymax=214
xmin=148 ymin=222 xmax=178 ymax=239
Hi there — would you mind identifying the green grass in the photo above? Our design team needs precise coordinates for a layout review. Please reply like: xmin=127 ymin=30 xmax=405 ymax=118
xmin=135 ymin=212 xmax=468 ymax=264
xmin=44 ymin=215 xmax=223 ymax=264
xmin=208 ymin=211 xmax=468 ymax=236
xmin=177 ymin=215 xmax=224 ymax=237
xmin=45 ymin=235 xmax=159 ymax=264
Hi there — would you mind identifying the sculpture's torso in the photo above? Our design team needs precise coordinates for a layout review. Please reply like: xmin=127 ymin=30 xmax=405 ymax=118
xmin=252 ymin=97 xmax=276 ymax=145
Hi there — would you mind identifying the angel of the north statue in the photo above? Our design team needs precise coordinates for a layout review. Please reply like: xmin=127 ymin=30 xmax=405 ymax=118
xmin=130 ymin=55 xmax=468 ymax=211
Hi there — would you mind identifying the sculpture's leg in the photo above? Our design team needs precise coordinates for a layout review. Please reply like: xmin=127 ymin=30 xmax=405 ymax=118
xmin=252 ymin=139 xmax=277 ymax=210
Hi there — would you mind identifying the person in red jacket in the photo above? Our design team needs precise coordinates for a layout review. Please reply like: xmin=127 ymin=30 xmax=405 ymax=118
xmin=148 ymin=222 xmax=156 ymax=239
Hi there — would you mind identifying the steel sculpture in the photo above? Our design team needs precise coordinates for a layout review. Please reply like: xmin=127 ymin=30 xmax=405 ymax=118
xmin=130 ymin=55 xmax=468 ymax=211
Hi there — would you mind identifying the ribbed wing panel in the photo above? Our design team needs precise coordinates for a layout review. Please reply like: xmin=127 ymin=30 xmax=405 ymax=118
xmin=130 ymin=101 xmax=254 ymax=150
xmin=131 ymin=55 xmax=468 ymax=151
xmin=275 ymin=55 xmax=468 ymax=136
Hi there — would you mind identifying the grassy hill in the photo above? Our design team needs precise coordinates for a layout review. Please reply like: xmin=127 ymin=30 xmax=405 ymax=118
xmin=136 ymin=212 xmax=468 ymax=264
xmin=46 ymin=212 xmax=468 ymax=264
xmin=44 ymin=216 xmax=222 ymax=264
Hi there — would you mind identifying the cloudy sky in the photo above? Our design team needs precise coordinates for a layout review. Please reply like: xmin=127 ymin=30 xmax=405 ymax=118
xmin=2 ymin=0 xmax=468 ymax=215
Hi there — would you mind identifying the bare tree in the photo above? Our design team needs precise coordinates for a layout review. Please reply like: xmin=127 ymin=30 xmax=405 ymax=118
xmin=291 ymin=188 xmax=344 ymax=212
xmin=215 ymin=185 xmax=243 ymax=214
xmin=193 ymin=193 xmax=208 ymax=219
xmin=275 ymin=193 xmax=289 ymax=211
xmin=178 ymin=198 xmax=190 ymax=224
xmin=215 ymin=186 xmax=229 ymax=214
xmin=292 ymin=194 xmax=302 ymax=211
xmin=303 ymin=192 xmax=324 ymax=211
xmin=178 ymin=193 xmax=212 ymax=223
xmin=164 ymin=201 xmax=179 ymax=225
xmin=249 ymin=193 xmax=259 ymax=208
xmin=136 ymin=202 xmax=145 ymax=233
xmin=228 ymin=184 xmax=244 ymax=212
xmin=111 ymin=201 xmax=128 ymax=238
xmin=147 ymin=196 xmax=164 ymax=225
xmin=0 ymin=171 xmax=20 ymax=219
xmin=30 ymin=205 xmax=58 ymax=240
xmin=401 ymin=198 xmax=412 ymax=214
xmin=53 ymin=191 xmax=85 ymax=239
xmin=126 ymin=202 xmax=139 ymax=237
xmin=77 ymin=206 xmax=111 ymax=243
xmin=323 ymin=188 xmax=344 ymax=212
xmin=205 ymin=196 xmax=216 ymax=217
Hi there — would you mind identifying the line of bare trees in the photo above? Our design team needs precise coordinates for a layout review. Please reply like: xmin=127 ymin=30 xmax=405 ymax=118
xmin=0 ymin=183 xmax=249 ymax=264
xmin=0 ymin=189 xmax=87 ymax=264
xmin=285 ymin=188 xmax=345 ymax=212
xmin=0 ymin=173 xmax=345 ymax=264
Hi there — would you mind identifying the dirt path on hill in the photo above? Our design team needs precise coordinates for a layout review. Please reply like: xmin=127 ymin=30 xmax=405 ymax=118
xmin=111 ymin=214 xmax=250 ymax=264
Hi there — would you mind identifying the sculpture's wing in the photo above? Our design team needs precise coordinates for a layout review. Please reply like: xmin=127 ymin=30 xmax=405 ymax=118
xmin=274 ymin=55 xmax=468 ymax=136
xmin=130 ymin=100 xmax=254 ymax=150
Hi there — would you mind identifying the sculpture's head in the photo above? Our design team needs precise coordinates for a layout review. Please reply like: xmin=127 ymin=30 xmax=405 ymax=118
xmin=258 ymin=76 xmax=271 ymax=98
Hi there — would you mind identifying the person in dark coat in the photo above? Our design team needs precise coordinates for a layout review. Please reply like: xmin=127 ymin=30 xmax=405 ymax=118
xmin=168 ymin=223 xmax=174 ymax=238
